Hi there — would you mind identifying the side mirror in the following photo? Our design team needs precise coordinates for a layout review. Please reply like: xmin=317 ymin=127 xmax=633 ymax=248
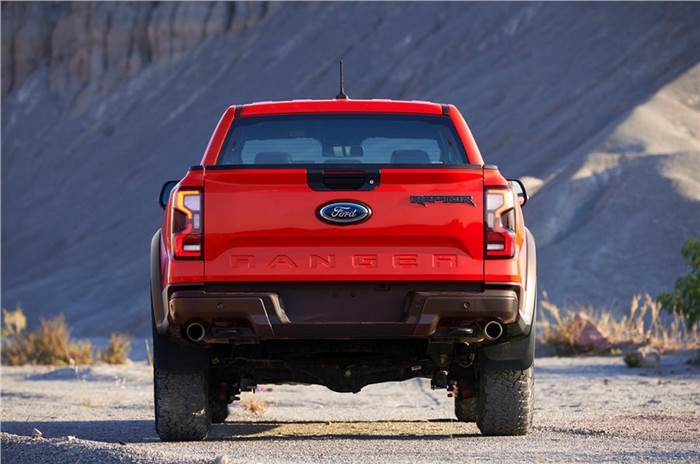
xmin=159 ymin=180 xmax=178 ymax=209
xmin=508 ymin=178 xmax=528 ymax=206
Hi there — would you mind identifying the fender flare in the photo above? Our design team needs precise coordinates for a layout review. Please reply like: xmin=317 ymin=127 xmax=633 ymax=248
xmin=520 ymin=229 xmax=537 ymax=331
xmin=150 ymin=229 xmax=169 ymax=335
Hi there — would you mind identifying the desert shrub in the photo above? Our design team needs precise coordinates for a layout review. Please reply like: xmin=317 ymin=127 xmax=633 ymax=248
xmin=623 ymin=354 xmax=640 ymax=367
xmin=98 ymin=333 xmax=131 ymax=364
xmin=538 ymin=293 xmax=699 ymax=354
xmin=2 ymin=310 xmax=93 ymax=366
xmin=2 ymin=307 xmax=27 ymax=337
xmin=657 ymin=238 xmax=700 ymax=328
xmin=241 ymin=393 xmax=267 ymax=414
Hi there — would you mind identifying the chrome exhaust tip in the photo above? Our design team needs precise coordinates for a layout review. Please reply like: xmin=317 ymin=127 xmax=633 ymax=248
xmin=185 ymin=322 xmax=206 ymax=342
xmin=484 ymin=321 xmax=504 ymax=341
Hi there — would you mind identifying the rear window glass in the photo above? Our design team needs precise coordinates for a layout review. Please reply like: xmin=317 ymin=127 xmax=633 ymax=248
xmin=217 ymin=114 xmax=468 ymax=166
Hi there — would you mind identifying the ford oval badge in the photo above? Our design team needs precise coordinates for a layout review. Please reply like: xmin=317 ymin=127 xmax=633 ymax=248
xmin=318 ymin=201 xmax=371 ymax=226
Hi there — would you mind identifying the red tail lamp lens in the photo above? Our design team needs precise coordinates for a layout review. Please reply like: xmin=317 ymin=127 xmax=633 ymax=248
xmin=485 ymin=188 xmax=516 ymax=258
xmin=171 ymin=189 xmax=202 ymax=259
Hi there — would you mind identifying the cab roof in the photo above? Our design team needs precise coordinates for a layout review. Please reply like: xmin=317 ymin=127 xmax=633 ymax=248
xmin=235 ymin=99 xmax=447 ymax=117
xmin=199 ymin=99 xmax=484 ymax=165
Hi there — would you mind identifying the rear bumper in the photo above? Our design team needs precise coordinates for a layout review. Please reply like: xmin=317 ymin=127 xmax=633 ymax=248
xmin=165 ymin=284 xmax=520 ymax=342
xmin=150 ymin=229 xmax=537 ymax=373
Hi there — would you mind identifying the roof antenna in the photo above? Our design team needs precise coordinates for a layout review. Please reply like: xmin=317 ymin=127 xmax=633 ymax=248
xmin=335 ymin=59 xmax=348 ymax=100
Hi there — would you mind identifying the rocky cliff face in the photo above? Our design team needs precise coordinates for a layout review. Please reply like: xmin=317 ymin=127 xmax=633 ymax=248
xmin=1 ymin=2 xmax=272 ymax=104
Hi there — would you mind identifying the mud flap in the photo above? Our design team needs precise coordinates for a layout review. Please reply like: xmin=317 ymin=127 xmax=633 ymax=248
xmin=153 ymin=322 xmax=209 ymax=371
xmin=151 ymin=317 xmax=210 ymax=371
xmin=477 ymin=326 xmax=535 ymax=371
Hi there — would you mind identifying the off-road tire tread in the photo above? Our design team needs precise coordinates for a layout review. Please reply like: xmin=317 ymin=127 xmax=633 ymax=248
xmin=455 ymin=396 xmax=477 ymax=422
xmin=154 ymin=369 xmax=210 ymax=441
xmin=476 ymin=366 xmax=533 ymax=436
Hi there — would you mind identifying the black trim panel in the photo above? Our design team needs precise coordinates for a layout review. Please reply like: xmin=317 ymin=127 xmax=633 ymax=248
xmin=307 ymin=168 xmax=380 ymax=191
xmin=150 ymin=229 xmax=167 ymax=333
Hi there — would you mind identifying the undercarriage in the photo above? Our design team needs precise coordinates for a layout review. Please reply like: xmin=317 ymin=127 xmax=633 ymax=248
xmin=208 ymin=339 xmax=476 ymax=394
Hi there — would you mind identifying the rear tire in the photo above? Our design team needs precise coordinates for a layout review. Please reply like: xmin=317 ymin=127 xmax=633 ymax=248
xmin=454 ymin=395 xmax=477 ymax=422
xmin=154 ymin=368 xmax=211 ymax=441
xmin=476 ymin=366 xmax=533 ymax=436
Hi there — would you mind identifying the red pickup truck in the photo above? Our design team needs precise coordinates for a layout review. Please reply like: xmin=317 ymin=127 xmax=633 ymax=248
xmin=150 ymin=98 xmax=537 ymax=441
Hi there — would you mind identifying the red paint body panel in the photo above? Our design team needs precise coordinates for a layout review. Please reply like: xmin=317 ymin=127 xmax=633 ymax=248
xmin=242 ymin=99 xmax=444 ymax=116
xmin=164 ymin=100 xmax=523 ymax=289
xmin=202 ymin=168 xmax=485 ymax=281
xmin=445 ymin=105 xmax=484 ymax=165
xmin=200 ymin=107 xmax=235 ymax=166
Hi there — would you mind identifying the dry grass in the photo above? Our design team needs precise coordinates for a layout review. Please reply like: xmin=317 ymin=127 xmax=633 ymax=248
xmin=2 ymin=309 xmax=93 ymax=366
xmin=538 ymin=293 xmax=700 ymax=355
xmin=2 ymin=307 xmax=27 ymax=337
xmin=241 ymin=393 xmax=267 ymax=414
xmin=98 ymin=333 xmax=131 ymax=364
xmin=2 ymin=307 xmax=135 ymax=366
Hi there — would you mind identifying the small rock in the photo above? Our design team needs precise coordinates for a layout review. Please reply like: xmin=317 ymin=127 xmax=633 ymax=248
xmin=572 ymin=312 xmax=611 ymax=352
xmin=66 ymin=435 xmax=77 ymax=442
xmin=31 ymin=428 xmax=43 ymax=440
xmin=214 ymin=456 xmax=230 ymax=464
xmin=624 ymin=346 xmax=661 ymax=369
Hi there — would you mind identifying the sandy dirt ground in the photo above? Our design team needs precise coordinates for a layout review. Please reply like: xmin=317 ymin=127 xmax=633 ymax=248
xmin=2 ymin=354 xmax=700 ymax=463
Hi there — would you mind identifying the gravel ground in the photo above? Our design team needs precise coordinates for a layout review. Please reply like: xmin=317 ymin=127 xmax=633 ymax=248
xmin=2 ymin=354 xmax=700 ymax=463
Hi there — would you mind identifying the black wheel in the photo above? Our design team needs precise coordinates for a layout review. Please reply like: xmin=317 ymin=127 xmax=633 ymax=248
xmin=455 ymin=395 xmax=477 ymax=422
xmin=154 ymin=368 xmax=211 ymax=441
xmin=476 ymin=366 xmax=533 ymax=436
xmin=210 ymin=400 xmax=229 ymax=424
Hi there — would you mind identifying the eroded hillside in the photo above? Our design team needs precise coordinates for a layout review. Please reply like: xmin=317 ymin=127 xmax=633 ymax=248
xmin=2 ymin=2 xmax=699 ymax=334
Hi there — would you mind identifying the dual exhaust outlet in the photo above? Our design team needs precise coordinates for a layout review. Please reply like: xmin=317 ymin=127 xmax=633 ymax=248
xmin=185 ymin=322 xmax=241 ymax=342
xmin=185 ymin=322 xmax=206 ymax=342
xmin=483 ymin=320 xmax=504 ymax=341
xmin=187 ymin=320 xmax=504 ymax=343
xmin=450 ymin=320 xmax=504 ymax=341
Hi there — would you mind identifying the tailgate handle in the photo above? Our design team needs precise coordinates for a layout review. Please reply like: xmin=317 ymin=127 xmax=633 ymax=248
xmin=307 ymin=169 xmax=380 ymax=191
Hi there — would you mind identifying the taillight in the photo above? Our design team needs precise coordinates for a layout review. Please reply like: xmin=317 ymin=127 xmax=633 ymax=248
xmin=171 ymin=188 xmax=202 ymax=259
xmin=485 ymin=187 xmax=516 ymax=258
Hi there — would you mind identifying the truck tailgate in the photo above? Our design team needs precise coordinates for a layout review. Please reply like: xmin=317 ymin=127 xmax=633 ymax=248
xmin=203 ymin=168 xmax=484 ymax=282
